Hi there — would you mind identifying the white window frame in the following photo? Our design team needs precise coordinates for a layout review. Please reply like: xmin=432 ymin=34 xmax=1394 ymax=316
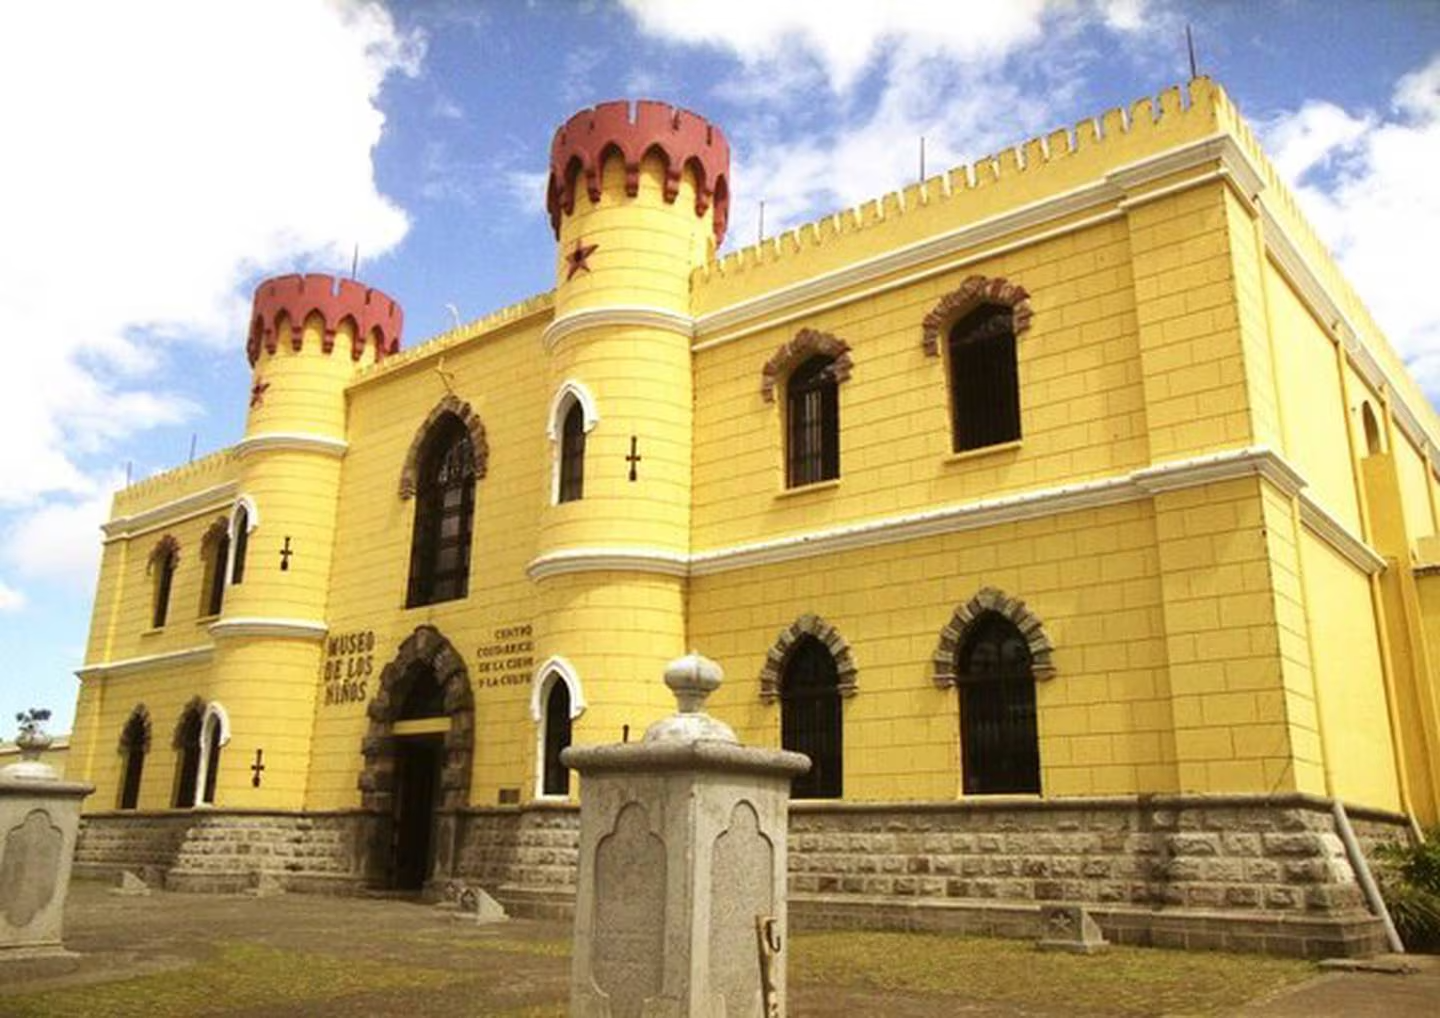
xmin=530 ymin=656 xmax=586 ymax=799
xmin=194 ymin=700 xmax=232 ymax=807
xmin=546 ymin=381 xmax=599 ymax=505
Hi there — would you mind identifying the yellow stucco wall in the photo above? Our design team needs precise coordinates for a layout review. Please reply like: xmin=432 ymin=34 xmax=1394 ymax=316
xmin=66 ymin=78 xmax=1440 ymax=828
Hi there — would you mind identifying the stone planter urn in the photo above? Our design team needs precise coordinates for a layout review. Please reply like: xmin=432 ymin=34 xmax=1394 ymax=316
xmin=1 ymin=711 xmax=93 ymax=961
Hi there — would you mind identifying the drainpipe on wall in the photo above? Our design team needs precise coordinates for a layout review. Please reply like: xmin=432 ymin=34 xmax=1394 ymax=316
xmin=1331 ymin=799 xmax=1405 ymax=954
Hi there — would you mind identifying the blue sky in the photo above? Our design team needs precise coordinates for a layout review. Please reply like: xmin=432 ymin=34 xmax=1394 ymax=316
xmin=2 ymin=0 xmax=1438 ymax=739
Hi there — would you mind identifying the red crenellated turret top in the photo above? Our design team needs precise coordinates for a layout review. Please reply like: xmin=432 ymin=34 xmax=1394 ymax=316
xmin=546 ymin=100 xmax=731 ymax=245
xmin=246 ymin=273 xmax=403 ymax=367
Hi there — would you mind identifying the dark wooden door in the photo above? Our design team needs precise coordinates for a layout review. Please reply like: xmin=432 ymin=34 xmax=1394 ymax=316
xmin=391 ymin=736 xmax=443 ymax=890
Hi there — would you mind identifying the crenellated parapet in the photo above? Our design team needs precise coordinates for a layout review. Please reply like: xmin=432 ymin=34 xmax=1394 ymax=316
xmin=546 ymin=100 xmax=730 ymax=244
xmin=246 ymin=273 xmax=403 ymax=367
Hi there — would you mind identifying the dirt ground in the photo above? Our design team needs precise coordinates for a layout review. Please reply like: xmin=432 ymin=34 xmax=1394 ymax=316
xmin=2 ymin=880 xmax=1438 ymax=1017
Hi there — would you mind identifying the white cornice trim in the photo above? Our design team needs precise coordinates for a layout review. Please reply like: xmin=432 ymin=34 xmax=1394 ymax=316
xmin=208 ymin=617 xmax=329 ymax=640
xmin=102 ymin=482 xmax=238 ymax=542
xmin=234 ymin=433 xmax=348 ymax=459
xmin=690 ymin=447 xmax=1290 ymax=576
xmin=1132 ymin=445 xmax=1304 ymax=497
xmin=542 ymin=306 xmax=695 ymax=351
xmin=526 ymin=547 xmax=690 ymax=581
xmin=77 ymin=644 xmax=214 ymax=679
xmin=1298 ymin=495 xmax=1386 ymax=576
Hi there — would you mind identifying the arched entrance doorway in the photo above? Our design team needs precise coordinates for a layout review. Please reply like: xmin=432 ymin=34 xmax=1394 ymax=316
xmin=358 ymin=626 xmax=474 ymax=890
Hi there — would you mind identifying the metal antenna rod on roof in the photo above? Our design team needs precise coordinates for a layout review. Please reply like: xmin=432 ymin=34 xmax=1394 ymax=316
xmin=1186 ymin=24 xmax=1199 ymax=79
xmin=350 ymin=243 xmax=359 ymax=280
xmin=758 ymin=200 xmax=765 ymax=244
xmin=188 ymin=434 xmax=196 ymax=463
xmin=919 ymin=136 xmax=926 ymax=183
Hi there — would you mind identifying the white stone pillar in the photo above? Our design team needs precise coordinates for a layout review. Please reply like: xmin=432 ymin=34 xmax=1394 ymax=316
xmin=564 ymin=653 xmax=808 ymax=1018
xmin=0 ymin=734 xmax=93 ymax=960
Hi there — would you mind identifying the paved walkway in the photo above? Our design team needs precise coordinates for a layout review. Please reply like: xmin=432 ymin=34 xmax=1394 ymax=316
xmin=3 ymin=881 xmax=1438 ymax=1017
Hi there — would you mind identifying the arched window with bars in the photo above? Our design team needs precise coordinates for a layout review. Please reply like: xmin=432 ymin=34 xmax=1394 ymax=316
xmin=172 ymin=700 xmax=204 ymax=808
xmin=786 ymin=356 xmax=840 ymax=487
xmin=957 ymin=612 xmax=1040 ymax=795
xmin=117 ymin=705 xmax=150 ymax=810
xmin=781 ymin=635 xmax=843 ymax=798
xmin=948 ymin=303 xmax=1020 ymax=452
xmin=200 ymin=519 xmax=229 ymax=617
xmin=407 ymin=414 xmax=478 ymax=607
xmin=149 ymin=536 xmax=180 ymax=629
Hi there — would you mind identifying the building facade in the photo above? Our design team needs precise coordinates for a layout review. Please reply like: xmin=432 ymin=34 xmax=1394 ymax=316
xmin=67 ymin=79 xmax=1440 ymax=955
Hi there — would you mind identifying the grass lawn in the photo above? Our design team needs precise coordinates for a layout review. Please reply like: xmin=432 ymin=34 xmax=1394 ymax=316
xmin=0 ymin=927 xmax=1317 ymax=1018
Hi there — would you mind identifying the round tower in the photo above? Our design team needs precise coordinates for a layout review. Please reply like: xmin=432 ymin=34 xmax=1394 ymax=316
xmin=210 ymin=273 xmax=403 ymax=809
xmin=533 ymin=101 xmax=730 ymax=752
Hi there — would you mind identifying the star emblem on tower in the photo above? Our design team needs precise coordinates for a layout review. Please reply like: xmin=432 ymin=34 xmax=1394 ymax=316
xmin=565 ymin=237 xmax=598 ymax=280
xmin=250 ymin=380 xmax=270 ymax=407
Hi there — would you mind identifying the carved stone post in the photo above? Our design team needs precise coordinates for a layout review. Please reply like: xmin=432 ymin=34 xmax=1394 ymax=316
xmin=0 ymin=731 xmax=93 ymax=960
xmin=563 ymin=653 xmax=809 ymax=1018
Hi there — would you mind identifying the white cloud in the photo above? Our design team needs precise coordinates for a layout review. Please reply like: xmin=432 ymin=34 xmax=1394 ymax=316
xmin=0 ymin=1 xmax=420 ymax=595
xmin=0 ymin=581 xmax=24 ymax=613
xmin=618 ymin=1 xmax=1171 ymax=245
xmin=1263 ymin=55 xmax=1440 ymax=399
xmin=620 ymin=0 xmax=1057 ymax=93
xmin=2 ymin=481 xmax=118 ymax=590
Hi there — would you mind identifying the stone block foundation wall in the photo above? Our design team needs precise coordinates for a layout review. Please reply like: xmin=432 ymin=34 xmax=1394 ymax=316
xmin=787 ymin=795 xmax=1403 ymax=958
xmin=75 ymin=793 xmax=1408 ymax=957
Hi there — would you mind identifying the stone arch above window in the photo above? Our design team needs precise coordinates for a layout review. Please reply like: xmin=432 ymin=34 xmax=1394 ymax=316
xmin=760 ymin=329 xmax=853 ymax=403
xmin=359 ymin=625 xmax=475 ymax=814
xmin=398 ymin=395 xmax=489 ymax=499
xmin=932 ymin=587 xmax=1055 ymax=688
xmin=921 ymin=275 xmax=1033 ymax=357
xmin=149 ymin=534 xmax=181 ymax=571
xmin=758 ymin=613 xmax=858 ymax=703
xmin=118 ymin=703 xmax=152 ymax=752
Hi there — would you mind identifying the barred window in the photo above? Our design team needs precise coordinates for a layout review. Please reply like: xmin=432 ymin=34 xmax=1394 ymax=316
xmin=949 ymin=304 xmax=1020 ymax=452
xmin=781 ymin=635 xmax=842 ymax=798
xmin=786 ymin=355 xmax=840 ymax=487
xmin=172 ymin=702 xmax=203 ymax=808
xmin=118 ymin=708 xmax=149 ymax=810
xmin=150 ymin=537 xmax=179 ymax=629
xmin=201 ymin=520 xmax=229 ymax=617
xmin=407 ymin=415 xmax=477 ymax=607
xmin=958 ymin=612 xmax=1039 ymax=795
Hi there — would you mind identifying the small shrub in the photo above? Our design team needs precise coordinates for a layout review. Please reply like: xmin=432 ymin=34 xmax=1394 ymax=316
xmin=1375 ymin=827 xmax=1440 ymax=952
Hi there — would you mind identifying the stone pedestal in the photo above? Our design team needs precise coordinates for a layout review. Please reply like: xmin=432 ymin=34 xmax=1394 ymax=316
xmin=0 ymin=749 xmax=94 ymax=960
xmin=564 ymin=653 xmax=809 ymax=1018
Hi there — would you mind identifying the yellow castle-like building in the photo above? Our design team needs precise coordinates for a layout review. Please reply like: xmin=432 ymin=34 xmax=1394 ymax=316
xmin=66 ymin=79 xmax=1440 ymax=955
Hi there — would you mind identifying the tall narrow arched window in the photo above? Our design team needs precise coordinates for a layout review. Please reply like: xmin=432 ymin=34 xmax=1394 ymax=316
xmin=173 ymin=701 xmax=204 ymax=808
xmin=541 ymin=677 xmax=573 ymax=796
xmin=949 ymin=303 xmax=1020 ymax=452
xmin=781 ymin=635 xmax=842 ymax=798
xmin=149 ymin=536 xmax=179 ymax=629
xmin=958 ymin=612 xmax=1039 ymax=795
xmin=197 ymin=702 xmax=229 ymax=807
xmin=230 ymin=502 xmax=251 ymax=584
xmin=407 ymin=414 xmax=477 ymax=607
xmin=787 ymin=356 xmax=840 ymax=487
xmin=558 ymin=400 xmax=586 ymax=503
xmin=200 ymin=519 xmax=229 ymax=617
xmin=117 ymin=706 xmax=150 ymax=810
